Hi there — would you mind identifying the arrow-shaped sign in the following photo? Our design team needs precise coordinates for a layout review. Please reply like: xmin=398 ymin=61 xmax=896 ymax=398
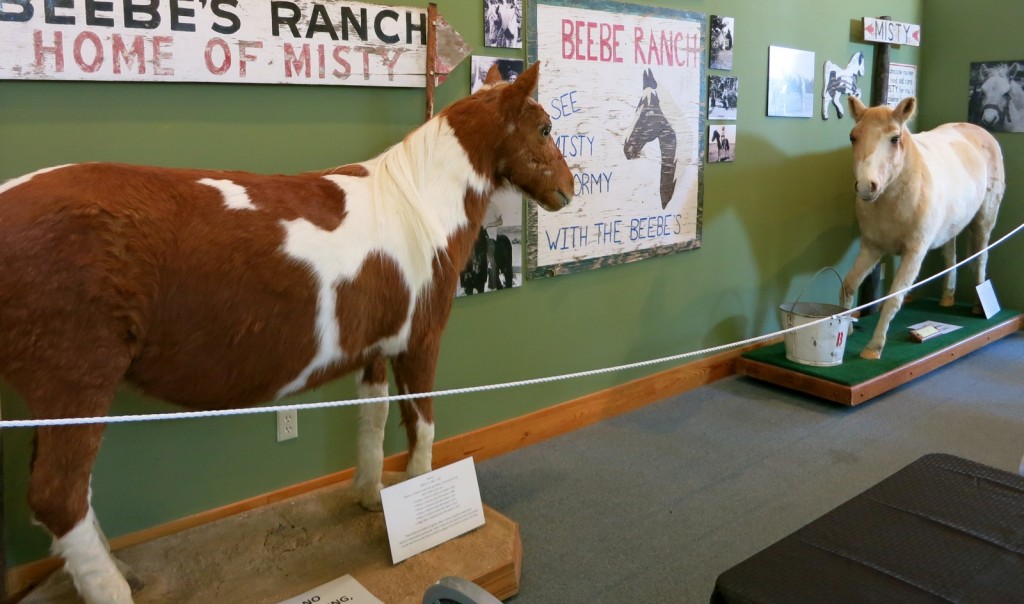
xmin=862 ymin=16 xmax=921 ymax=47
xmin=0 ymin=1 xmax=472 ymax=88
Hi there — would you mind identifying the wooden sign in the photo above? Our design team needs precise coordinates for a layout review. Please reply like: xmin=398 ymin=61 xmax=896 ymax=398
xmin=862 ymin=17 xmax=920 ymax=47
xmin=527 ymin=0 xmax=706 ymax=278
xmin=0 ymin=1 xmax=470 ymax=87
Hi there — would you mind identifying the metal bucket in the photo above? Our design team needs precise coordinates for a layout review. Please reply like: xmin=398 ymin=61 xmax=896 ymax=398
xmin=779 ymin=268 xmax=854 ymax=367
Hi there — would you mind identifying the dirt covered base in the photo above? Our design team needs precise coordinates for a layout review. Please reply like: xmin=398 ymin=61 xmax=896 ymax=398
xmin=23 ymin=473 xmax=520 ymax=603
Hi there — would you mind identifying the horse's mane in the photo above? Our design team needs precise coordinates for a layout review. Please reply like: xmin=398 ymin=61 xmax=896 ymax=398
xmin=370 ymin=118 xmax=455 ymax=284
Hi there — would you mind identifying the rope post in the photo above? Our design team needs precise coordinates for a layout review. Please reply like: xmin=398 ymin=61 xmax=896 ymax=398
xmin=425 ymin=3 xmax=438 ymax=121
xmin=858 ymin=15 xmax=893 ymax=315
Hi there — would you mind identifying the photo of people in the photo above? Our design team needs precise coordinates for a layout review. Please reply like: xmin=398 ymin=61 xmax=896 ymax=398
xmin=708 ymin=75 xmax=738 ymax=120
xmin=708 ymin=125 xmax=735 ymax=163
xmin=484 ymin=0 xmax=523 ymax=49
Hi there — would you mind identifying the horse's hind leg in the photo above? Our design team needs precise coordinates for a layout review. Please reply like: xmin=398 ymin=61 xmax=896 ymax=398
xmin=353 ymin=357 xmax=389 ymax=511
xmin=391 ymin=349 xmax=438 ymax=479
xmin=940 ymin=238 xmax=957 ymax=307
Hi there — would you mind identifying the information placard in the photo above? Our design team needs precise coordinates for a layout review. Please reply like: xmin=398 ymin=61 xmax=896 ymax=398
xmin=277 ymin=574 xmax=383 ymax=604
xmin=380 ymin=457 xmax=485 ymax=564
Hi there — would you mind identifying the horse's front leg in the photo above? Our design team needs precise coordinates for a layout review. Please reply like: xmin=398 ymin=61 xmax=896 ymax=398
xmin=33 ymin=424 xmax=135 ymax=604
xmin=353 ymin=357 xmax=390 ymax=511
xmin=940 ymin=238 xmax=957 ymax=307
xmin=862 ymin=249 xmax=927 ymax=359
xmin=840 ymin=244 xmax=884 ymax=309
xmin=391 ymin=347 xmax=440 ymax=479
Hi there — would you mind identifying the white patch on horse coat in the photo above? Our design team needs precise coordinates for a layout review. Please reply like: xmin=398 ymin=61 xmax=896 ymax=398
xmin=197 ymin=178 xmax=255 ymax=210
xmin=353 ymin=380 xmax=390 ymax=507
xmin=51 ymin=507 xmax=133 ymax=604
xmin=276 ymin=118 xmax=491 ymax=398
xmin=0 ymin=164 xmax=73 ymax=196
xmin=407 ymin=414 xmax=435 ymax=477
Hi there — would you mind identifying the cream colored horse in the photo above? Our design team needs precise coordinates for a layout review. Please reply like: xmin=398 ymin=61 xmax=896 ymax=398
xmin=841 ymin=96 xmax=1005 ymax=359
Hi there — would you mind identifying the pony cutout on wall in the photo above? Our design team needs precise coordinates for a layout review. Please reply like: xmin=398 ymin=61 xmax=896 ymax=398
xmin=0 ymin=62 xmax=572 ymax=604
xmin=821 ymin=52 xmax=865 ymax=120
xmin=624 ymin=68 xmax=684 ymax=209
xmin=969 ymin=61 xmax=1024 ymax=133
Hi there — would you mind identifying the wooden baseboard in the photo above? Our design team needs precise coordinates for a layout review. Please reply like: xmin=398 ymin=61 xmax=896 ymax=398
xmin=7 ymin=341 xmax=764 ymax=599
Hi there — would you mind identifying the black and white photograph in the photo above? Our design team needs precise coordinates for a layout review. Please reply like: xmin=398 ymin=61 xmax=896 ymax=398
xmin=470 ymin=56 xmax=523 ymax=93
xmin=709 ymin=15 xmax=734 ymax=70
xmin=707 ymin=125 xmax=735 ymax=163
xmin=458 ymin=56 xmax=526 ymax=297
xmin=708 ymin=75 xmax=738 ymax=120
xmin=968 ymin=61 xmax=1024 ymax=133
xmin=484 ymin=0 xmax=523 ymax=49
xmin=767 ymin=45 xmax=815 ymax=118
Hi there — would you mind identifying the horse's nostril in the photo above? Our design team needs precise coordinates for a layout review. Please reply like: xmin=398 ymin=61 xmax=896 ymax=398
xmin=870 ymin=181 xmax=878 ymax=193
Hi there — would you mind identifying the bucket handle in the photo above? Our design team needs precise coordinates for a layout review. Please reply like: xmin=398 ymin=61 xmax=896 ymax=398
xmin=793 ymin=266 xmax=854 ymax=316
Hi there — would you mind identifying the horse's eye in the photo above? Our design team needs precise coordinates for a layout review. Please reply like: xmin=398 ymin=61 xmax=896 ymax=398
xmin=849 ymin=134 xmax=856 ymax=144
xmin=890 ymin=135 xmax=901 ymax=144
xmin=541 ymin=125 xmax=551 ymax=138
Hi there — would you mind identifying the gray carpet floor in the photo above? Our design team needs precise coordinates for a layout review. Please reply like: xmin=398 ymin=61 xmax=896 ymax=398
xmin=477 ymin=332 xmax=1024 ymax=604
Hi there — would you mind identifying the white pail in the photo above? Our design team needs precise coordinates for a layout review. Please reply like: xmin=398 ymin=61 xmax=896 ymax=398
xmin=779 ymin=268 xmax=854 ymax=367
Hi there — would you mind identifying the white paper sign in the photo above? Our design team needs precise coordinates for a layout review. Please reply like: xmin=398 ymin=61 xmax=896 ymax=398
xmin=976 ymin=280 xmax=1001 ymax=319
xmin=277 ymin=574 xmax=383 ymax=604
xmin=886 ymin=63 xmax=917 ymax=107
xmin=381 ymin=457 xmax=485 ymax=564
xmin=862 ymin=17 xmax=921 ymax=47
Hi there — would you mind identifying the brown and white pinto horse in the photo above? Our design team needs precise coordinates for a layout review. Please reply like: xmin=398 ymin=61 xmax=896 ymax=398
xmin=0 ymin=62 xmax=572 ymax=603
xmin=841 ymin=96 xmax=1005 ymax=359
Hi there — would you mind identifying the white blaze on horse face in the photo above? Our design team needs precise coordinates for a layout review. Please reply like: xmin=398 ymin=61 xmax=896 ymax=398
xmin=853 ymin=130 xmax=903 ymax=202
xmin=198 ymin=178 xmax=256 ymax=210
xmin=276 ymin=118 xmax=487 ymax=398
xmin=0 ymin=164 xmax=74 ymax=196
xmin=52 ymin=507 xmax=133 ymax=604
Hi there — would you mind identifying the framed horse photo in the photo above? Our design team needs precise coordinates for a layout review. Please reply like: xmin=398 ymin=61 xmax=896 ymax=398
xmin=968 ymin=61 xmax=1024 ymax=133
xmin=527 ymin=0 xmax=707 ymax=278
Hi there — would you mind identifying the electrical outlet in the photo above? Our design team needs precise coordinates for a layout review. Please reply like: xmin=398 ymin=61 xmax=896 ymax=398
xmin=277 ymin=410 xmax=298 ymax=442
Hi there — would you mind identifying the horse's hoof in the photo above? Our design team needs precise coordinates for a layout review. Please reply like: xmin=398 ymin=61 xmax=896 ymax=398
xmin=353 ymin=482 xmax=384 ymax=512
xmin=115 ymin=558 xmax=144 ymax=593
xmin=859 ymin=348 xmax=882 ymax=360
xmin=939 ymin=294 xmax=955 ymax=307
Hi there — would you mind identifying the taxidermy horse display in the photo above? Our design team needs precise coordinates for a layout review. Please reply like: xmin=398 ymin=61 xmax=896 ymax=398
xmin=840 ymin=96 xmax=1005 ymax=359
xmin=975 ymin=62 xmax=1024 ymax=133
xmin=0 ymin=62 xmax=572 ymax=604
xmin=821 ymin=52 xmax=865 ymax=120
xmin=623 ymin=68 xmax=680 ymax=209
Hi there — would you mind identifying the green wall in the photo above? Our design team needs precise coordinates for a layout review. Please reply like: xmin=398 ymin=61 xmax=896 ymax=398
xmin=14 ymin=0 xmax=1012 ymax=568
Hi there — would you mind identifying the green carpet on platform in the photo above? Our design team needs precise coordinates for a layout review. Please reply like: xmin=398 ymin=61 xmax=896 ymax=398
xmin=743 ymin=299 xmax=1021 ymax=386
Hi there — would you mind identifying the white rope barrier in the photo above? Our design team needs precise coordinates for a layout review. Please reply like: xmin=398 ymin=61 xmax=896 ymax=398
xmin=2 ymin=220 xmax=1022 ymax=429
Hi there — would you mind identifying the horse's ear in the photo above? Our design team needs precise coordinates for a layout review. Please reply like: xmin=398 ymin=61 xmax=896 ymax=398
xmin=483 ymin=64 xmax=503 ymax=86
xmin=894 ymin=96 xmax=917 ymax=124
xmin=848 ymin=95 xmax=867 ymax=121
xmin=509 ymin=61 xmax=540 ymax=97
xmin=1009 ymin=63 xmax=1024 ymax=82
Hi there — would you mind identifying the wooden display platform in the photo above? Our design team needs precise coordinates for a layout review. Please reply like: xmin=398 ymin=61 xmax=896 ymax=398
xmin=22 ymin=473 xmax=520 ymax=604
xmin=737 ymin=301 xmax=1022 ymax=406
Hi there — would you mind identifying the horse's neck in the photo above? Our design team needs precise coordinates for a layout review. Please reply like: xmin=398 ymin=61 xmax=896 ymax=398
xmin=370 ymin=117 xmax=493 ymax=274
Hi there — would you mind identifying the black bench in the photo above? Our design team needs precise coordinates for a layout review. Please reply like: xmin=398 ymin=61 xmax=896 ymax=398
xmin=711 ymin=454 xmax=1024 ymax=603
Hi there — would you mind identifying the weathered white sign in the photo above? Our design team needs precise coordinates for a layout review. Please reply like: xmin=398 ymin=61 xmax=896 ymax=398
xmin=528 ymin=0 xmax=706 ymax=278
xmin=0 ymin=1 xmax=470 ymax=86
xmin=886 ymin=62 xmax=917 ymax=106
xmin=862 ymin=17 xmax=920 ymax=47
